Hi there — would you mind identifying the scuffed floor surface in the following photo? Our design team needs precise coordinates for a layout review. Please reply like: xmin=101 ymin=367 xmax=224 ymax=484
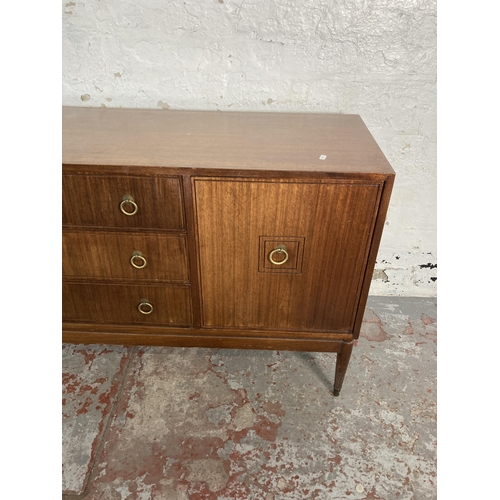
xmin=62 ymin=297 xmax=436 ymax=500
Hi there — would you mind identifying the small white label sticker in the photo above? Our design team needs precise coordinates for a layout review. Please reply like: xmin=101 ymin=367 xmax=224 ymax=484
xmin=319 ymin=155 xmax=327 ymax=160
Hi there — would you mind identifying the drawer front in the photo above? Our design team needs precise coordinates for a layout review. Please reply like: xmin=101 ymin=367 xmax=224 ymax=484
xmin=62 ymin=232 xmax=189 ymax=282
xmin=62 ymin=174 xmax=184 ymax=230
xmin=63 ymin=283 xmax=193 ymax=326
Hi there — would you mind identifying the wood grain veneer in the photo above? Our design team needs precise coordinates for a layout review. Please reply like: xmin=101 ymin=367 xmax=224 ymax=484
xmin=194 ymin=178 xmax=382 ymax=331
xmin=63 ymin=107 xmax=394 ymax=175
xmin=62 ymin=173 xmax=184 ymax=230
xmin=63 ymin=283 xmax=192 ymax=326
xmin=62 ymin=231 xmax=189 ymax=283
xmin=62 ymin=106 xmax=395 ymax=396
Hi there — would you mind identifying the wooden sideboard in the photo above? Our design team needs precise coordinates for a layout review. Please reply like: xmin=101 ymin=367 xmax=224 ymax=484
xmin=62 ymin=107 xmax=395 ymax=396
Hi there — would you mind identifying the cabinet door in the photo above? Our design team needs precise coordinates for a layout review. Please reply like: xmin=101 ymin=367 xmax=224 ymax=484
xmin=194 ymin=178 xmax=381 ymax=332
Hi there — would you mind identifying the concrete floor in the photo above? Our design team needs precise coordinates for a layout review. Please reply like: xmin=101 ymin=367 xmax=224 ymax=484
xmin=62 ymin=297 xmax=437 ymax=500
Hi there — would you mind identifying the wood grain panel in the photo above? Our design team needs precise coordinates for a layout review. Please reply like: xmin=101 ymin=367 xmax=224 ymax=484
xmin=63 ymin=107 xmax=395 ymax=175
xmin=181 ymin=174 xmax=203 ymax=328
xmin=194 ymin=179 xmax=381 ymax=332
xmin=352 ymin=174 xmax=395 ymax=338
xmin=61 ymin=107 xmax=396 ymax=396
xmin=63 ymin=283 xmax=192 ymax=326
xmin=62 ymin=329 xmax=344 ymax=353
xmin=62 ymin=322 xmax=353 ymax=341
xmin=62 ymin=174 xmax=184 ymax=229
xmin=62 ymin=231 xmax=189 ymax=282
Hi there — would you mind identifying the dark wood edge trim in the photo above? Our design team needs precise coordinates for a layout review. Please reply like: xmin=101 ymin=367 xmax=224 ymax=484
xmin=199 ymin=325 xmax=351 ymax=335
xmin=62 ymin=281 xmax=192 ymax=289
xmin=62 ymin=323 xmax=353 ymax=341
xmin=177 ymin=174 xmax=188 ymax=239
xmin=62 ymin=277 xmax=191 ymax=285
xmin=191 ymin=177 xmax=383 ymax=186
xmin=62 ymin=331 xmax=344 ymax=353
xmin=182 ymin=174 xmax=203 ymax=328
xmin=62 ymin=228 xmax=188 ymax=237
xmin=61 ymin=171 xmax=184 ymax=179
xmin=61 ymin=170 xmax=185 ymax=200
xmin=352 ymin=173 xmax=395 ymax=338
xmin=190 ymin=176 xmax=206 ymax=327
xmin=345 ymin=182 xmax=385 ymax=329
xmin=62 ymin=225 xmax=187 ymax=234
xmin=62 ymin=163 xmax=392 ymax=181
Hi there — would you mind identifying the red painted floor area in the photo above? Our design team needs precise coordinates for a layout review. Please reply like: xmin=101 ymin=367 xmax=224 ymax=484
xmin=62 ymin=297 xmax=437 ymax=500
xmin=62 ymin=345 xmax=133 ymax=495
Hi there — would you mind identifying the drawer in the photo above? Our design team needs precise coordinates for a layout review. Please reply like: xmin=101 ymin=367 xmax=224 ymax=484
xmin=62 ymin=174 xmax=184 ymax=230
xmin=62 ymin=231 xmax=189 ymax=282
xmin=62 ymin=283 xmax=193 ymax=326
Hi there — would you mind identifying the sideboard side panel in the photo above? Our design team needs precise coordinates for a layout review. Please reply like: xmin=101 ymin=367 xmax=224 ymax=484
xmin=352 ymin=174 xmax=395 ymax=338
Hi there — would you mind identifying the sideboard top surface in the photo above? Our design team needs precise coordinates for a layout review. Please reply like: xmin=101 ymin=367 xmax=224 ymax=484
xmin=62 ymin=106 xmax=394 ymax=175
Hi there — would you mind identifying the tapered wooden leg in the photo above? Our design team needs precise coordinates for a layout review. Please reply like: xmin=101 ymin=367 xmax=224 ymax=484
xmin=333 ymin=340 xmax=354 ymax=396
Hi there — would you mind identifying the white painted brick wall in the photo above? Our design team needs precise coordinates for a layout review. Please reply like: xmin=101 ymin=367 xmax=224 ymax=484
xmin=62 ymin=0 xmax=437 ymax=297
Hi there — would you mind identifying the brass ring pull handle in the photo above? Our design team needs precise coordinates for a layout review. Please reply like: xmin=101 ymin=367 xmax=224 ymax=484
xmin=268 ymin=244 xmax=289 ymax=265
xmin=138 ymin=299 xmax=153 ymax=315
xmin=130 ymin=251 xmax=147 ymax=269
xmin=120 ymin=195 xmax=138 ymax=216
